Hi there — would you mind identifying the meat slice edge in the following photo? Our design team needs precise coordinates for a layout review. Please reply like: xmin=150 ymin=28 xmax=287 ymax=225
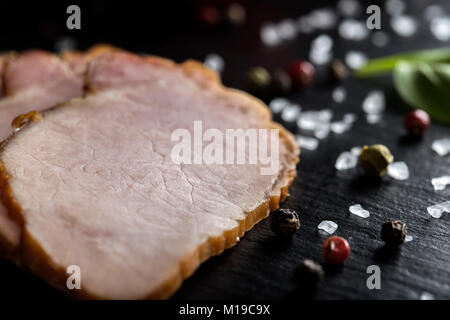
xmin=0 ymin=52 xmax=299 ymax=299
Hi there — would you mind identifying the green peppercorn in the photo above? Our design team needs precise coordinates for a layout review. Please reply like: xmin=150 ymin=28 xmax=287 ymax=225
xmin=381 ymin=220 xmax=407 ymax=246
xmin=330 ymin=59 xmax=349 ymax=81
xmin=294 ymin=259 xmax=324 ymax=287
xmin=246 ymin=67 xmax=272 ymax=93
xmin=359 ymin=144 xmax=394 ymax=176
xmin=270 ymin=208 xmax=300 ymax=237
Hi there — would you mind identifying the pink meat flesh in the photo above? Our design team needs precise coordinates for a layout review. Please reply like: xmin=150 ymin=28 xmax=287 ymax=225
xmin=0 ymin=52 xmax=299 ymax=299
xmin=0 ymin=51 xmax=84 ymax=250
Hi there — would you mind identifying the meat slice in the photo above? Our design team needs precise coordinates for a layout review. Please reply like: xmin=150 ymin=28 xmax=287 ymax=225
xmin=0 ymin=52 xmax=299 ymax=299
xmin=0 ymin=46 xmax=116 ymax=255
xmin=0 ymin=50 xmax=83 ymax=253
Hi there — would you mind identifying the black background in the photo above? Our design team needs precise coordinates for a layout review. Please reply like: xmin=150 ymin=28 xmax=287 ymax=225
xmin=0 ymin=0 xmax=449 ymax=300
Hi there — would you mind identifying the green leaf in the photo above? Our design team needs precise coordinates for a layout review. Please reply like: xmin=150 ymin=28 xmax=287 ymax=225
xmin=393 ymin=61 xmax=450 ymax=125
xmin=355 ymin=47 xmax=450 ymax=77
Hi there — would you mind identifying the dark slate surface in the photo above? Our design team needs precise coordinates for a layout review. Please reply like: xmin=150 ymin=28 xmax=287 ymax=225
xmin=0 ymin=0 xmax=449 ymax=300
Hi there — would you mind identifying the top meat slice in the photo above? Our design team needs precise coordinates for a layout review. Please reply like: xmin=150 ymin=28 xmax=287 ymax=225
xmin=0 ymin=46 xmax=118 ymax=255
xmin=0 ymin=51 xmax=84 ymax=253
xmin=0 ymin=52 xmax=299 ymax=299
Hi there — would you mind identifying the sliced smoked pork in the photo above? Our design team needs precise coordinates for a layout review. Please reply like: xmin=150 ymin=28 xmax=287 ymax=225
xmin=0 ymin=51 xmax=299 ymax=299
xmin=0 ymin=46 xmax=116 ymax=255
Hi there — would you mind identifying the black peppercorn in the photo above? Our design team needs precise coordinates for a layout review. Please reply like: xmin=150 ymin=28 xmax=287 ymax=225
xmin=270 ymin=208 xmax=300 ymax=237
xmin=271 ymin=69 xmax=292 ymax=95
xmin=330 ymin=59 xmax=349 ymax=82
xmin=294 ymin=259 xmax=324 ymax=287
xmin=381 ymin=220 xmax=407 ymax=246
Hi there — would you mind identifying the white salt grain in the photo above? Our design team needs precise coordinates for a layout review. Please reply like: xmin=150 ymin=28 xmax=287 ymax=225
xmin=424 ymin=5 xmax=446 ymax=22
xmin=296 ymin=135 xmax=319 ymax=151
xmin=335 ymin=151 xmax=358 ymax=170
xmin=405 ymin=235 xmax=413 ymax=242
xmin=363 ymin=90 xmax=385 ymax=114
xmin=331 ymin=121 xmax=352 ymax=134
xmin=367 ymin=114 xmax=382 ymax=124
xmin=277 ymin=19 xmax=297 ymax=40
xmin=337 ymin=0 xmax=361 ymax=17
xmin=343 ymin=113 xmax=357 ymax=124
xmin=432 ymin=138 xmax=450 ymax=156
xmin=310 ymin=49 xmax=333 ymax=65
xmin=204 ymin=54 xmax=225 ymax=73
xmin=296 ymin=16 xmax=314 ymax=34
xmin=269 ymin=98 xmax=290 ymax=114
xmin=387 ymin=162 xmax=410 ymax=180
xmin=261 ymin=23 xmax=281 ymax=46
xmin=309 ymin=8 xmax=338 ymax=30
xmin=427 ymin=201 xmax=450 ymax=218
xmin=339 ymin=19 xmax=369 ymax=41
xmin=332 ymin=87 xmax=347 ymax=103
xmin=391 ymin=15 xmax=418 ymax=37
xmin=318 ymin=220 xmax=338 ymax=234
xmin=431 ymin=176 xmax=450 ymax=191
xmin=371 ymin=31 xmax=390 ymax=47
xmin=314 ymin=123 xmax=331 ymax=140
xmin=420 ymin=292 xmax=435 ymax=300
xmin=349 ymin=204 xmax=370 ymax=218
xmin=281 ymin=104 xmax=301 ymax=122
xmin=297 ymin=110 xmax=333 ymax=131
xmin=431 ymin=16 xmax=450 ymax=42
xmin=385 ymin=0 xmax=406 ymax=16
xmin=345 ymin=51 xmax=368 ymax=70
xmin=351 ymin=146 xmax=362 ymax=156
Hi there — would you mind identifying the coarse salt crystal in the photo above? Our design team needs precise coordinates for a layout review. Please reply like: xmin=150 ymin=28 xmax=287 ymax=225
xmin=335 ymin=151 xmax=358 ymax=170
xmin=269 ymin=98 xmax=290 ymax=114
xmin=349 ymin=204 xmax=370 ymax=218
xmin=296 ymin=135 xmax=319 ymax=151
xmin=405 ymin=235 xmax=413 ymax=242
xmin=277 ymin=19 xmax=297 ymax=40
xmin=431 ymin=175 xmax=450 ymax=191
xmin=318 ymin=220 xmax=338 ymax=234
xmin=351 ymin=146 xmax=362 ymax=156
xmin=391 ymin=15 xmax=418 ymax=37
xmin=385 ymin=0 xmax=406 ymax=16
xmin=371 ymin=31 xmax=390 ymax=47
xmin=387 ymin=162 xmax=410 ymax=180
xmin=332 ymin=87 xmax=347 ymax=103
xmin=345 ymin=51 xmax=368 ymax=70
xmin=420 ymin=292 xmax=435 ymax=300
xmin=424 ymin=5 xmax=446 ymax=22
xmin=337 ymin=0 xmax=361 ymax=17
xmin=281 ymin=104 xmax=301 ymax=122
xmin=204 ymin=53 xmax=225 ymax=73
xmin=339 ymin=19 xmax=369 ymax=41
xmin=261 ymin=23 xmax=281 ymax=46
xmin=427 ymin=201 xmax=450 ymax=218
xmin=363 ymin=90 xmax=385 ymax=114
xmin=331 ymin=121 xmax=352 ymax=134
xmin=432 ymin=138 xmax=450 ymax=156
xmin=343 ymin=113 xmax=357 ymax=124
xmin=431 ymin=16 xmax=450 ymax=42
xmin=367 ymin=113 xmax=382 ymax=124
xmin=314 ymin=123 xmax=331 ymax=140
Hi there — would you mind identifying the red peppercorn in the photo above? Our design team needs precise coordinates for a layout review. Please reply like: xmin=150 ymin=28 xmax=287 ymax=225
xmin=199 ymin=5 xmax=221 ymax=25
xmin=404 ymin=109 xmax=430 ymax=136
xmin=322 ymin=236 xmax=350 ymax=264
xmin=287 ymin=60 xmax=315 ymax=87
